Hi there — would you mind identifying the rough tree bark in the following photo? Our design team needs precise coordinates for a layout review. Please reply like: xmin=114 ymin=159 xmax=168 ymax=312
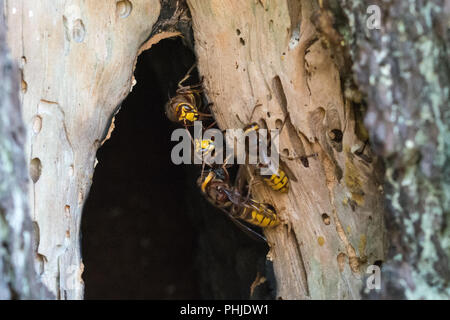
xmin=339 ymin=0 xmax=450 ymax=299
xmin=0 ymin=3 xmax=52 ymax=299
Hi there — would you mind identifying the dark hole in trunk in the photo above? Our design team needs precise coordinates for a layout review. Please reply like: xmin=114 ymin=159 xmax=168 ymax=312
xmin=81 ymin=38 xmax=273 ymax=299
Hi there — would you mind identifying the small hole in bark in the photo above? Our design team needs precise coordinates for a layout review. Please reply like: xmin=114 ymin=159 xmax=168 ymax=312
xmin=328 ymin=129 xmax=343 ymax=143
xmin=30 ymin=158 xmax=42 ymax=183
xmin=116 ymin=0 xmax=132 ymax=19
xmin=321 ymin=213 xmax=330 ymax=225
xmin=236 ymin=29 xmax=241 ymax=35
xmin=239 ymin=37 xmax=245 ymax=46
xmin=65 ymin=205 xmax=71 ymax=215
xmin=266 ymin=112 xmax=271 ymax=118
xmin=374 ymin=260 xmax=383 ymax=267
xmin=282 ymin=149 xmax=289 ymax=157
xmin=300 ymin=156 xmax=309 ymax=168
xmin=275 ymin=119 xmax=283 ymax=129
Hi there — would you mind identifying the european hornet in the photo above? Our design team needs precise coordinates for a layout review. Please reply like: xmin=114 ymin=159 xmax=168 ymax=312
xmin=165 ymin=64 xmax=213 ymax=126
xmin=198 ymin=166 xmax=280 ymax=242
xmin=194 ymin=119 xmax=297 ymax=194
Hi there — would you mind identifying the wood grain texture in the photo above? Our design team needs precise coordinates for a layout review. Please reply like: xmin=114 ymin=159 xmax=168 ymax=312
xmin=188 ymin=0 xmax=386 ymax=299
xmin=4 ymin=0 xmax=161 ymax=299
xmin=0 ymin=2 xmax=52 ymax=298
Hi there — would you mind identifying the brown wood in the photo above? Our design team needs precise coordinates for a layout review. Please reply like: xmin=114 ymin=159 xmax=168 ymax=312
xmin=187 ymin=0 xmax=385 ymax=299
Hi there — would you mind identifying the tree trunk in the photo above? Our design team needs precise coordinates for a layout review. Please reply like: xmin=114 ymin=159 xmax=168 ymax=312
xmin=187 ymin=0 xmax=386 ymax=299
xmin=3 ymin=0 xmax=173 ymax=299
xmin=0 ymin=3 xmax=52 ymax=299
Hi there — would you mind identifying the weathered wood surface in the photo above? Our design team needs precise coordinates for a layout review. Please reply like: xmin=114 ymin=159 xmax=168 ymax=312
xmin=339 ymin=0 xmax=450 ymax=299
xmin=188 ymin=0 xmax=386 ymax=299
xmin=3 ymin=0 xmax=393 ymax=299
xmin=4 ymin=0 xmax=163 ymax=299
xmin=0 ymin=3 xmax=52 ymax=299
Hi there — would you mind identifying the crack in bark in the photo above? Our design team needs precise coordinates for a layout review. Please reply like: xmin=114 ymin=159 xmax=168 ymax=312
xmin=289 ymin=227 xmax=310 ymax=297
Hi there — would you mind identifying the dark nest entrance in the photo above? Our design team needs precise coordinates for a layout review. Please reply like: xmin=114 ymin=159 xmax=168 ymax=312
xmin=81 ymin=38 xmax=273 ymax=299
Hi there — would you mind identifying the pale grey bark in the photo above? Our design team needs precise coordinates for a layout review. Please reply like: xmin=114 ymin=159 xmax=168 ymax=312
xmin=0 ymin=2 xmax=52 ymax=299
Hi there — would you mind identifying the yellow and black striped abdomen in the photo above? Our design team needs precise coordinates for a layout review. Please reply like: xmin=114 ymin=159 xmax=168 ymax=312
xmin=240 ymin=205 xmax=279 ymax=228
xmin=263 ymin=169 xmax=289 ymax=193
